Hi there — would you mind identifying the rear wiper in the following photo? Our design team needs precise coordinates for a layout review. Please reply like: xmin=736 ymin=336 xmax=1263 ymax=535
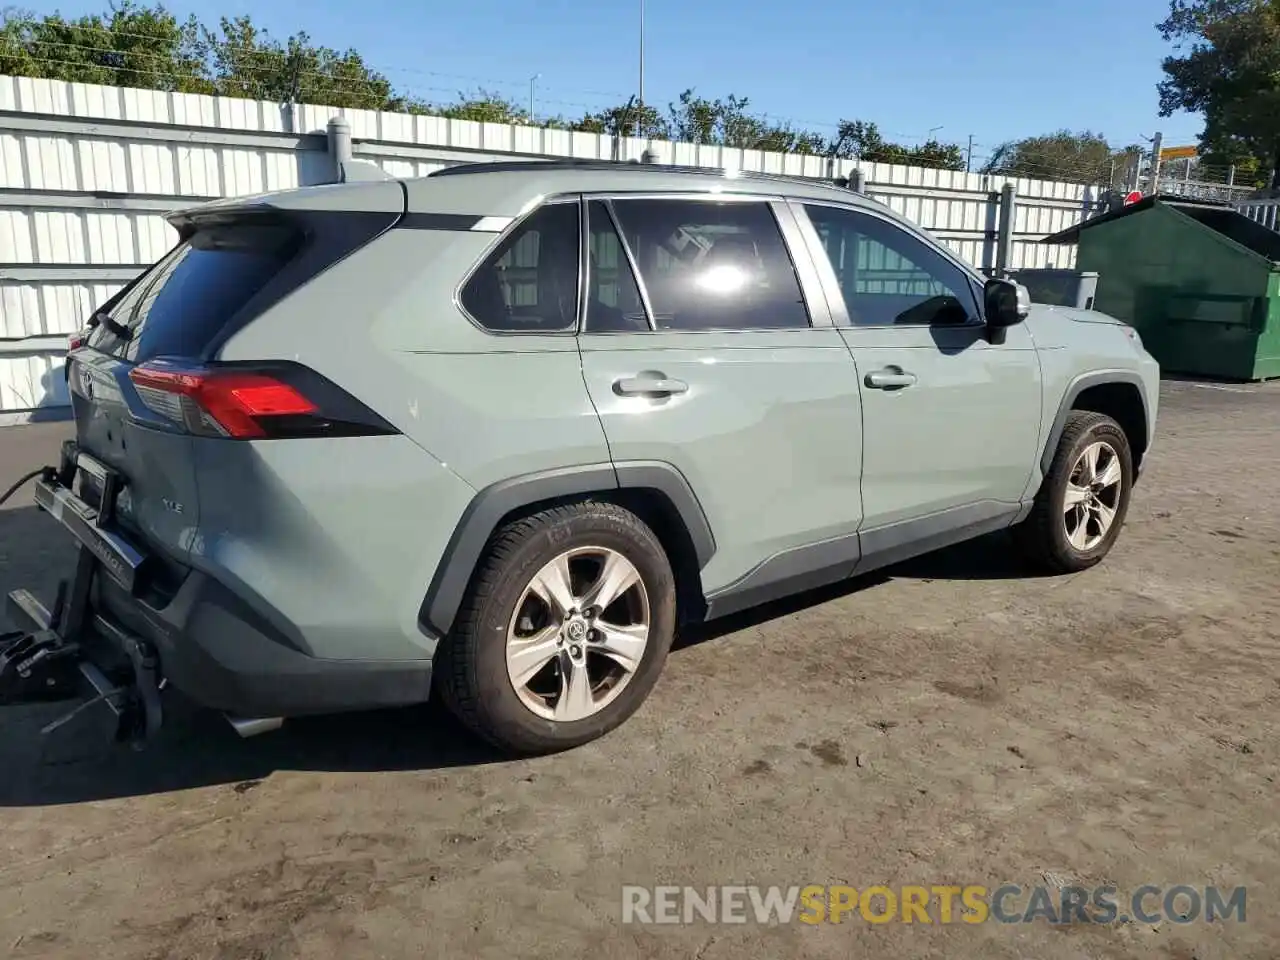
xmin=87 ymin=308 xmax=132 ymax=342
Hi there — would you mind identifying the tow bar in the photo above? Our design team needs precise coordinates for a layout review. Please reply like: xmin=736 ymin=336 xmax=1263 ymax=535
xmin=2 ymin=461 xmax=165 ymax=747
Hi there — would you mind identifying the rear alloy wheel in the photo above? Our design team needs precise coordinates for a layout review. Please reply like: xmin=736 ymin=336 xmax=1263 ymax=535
xmin=506 ymin=546 xmax=652 ymax=722
xmin=436 ymin=501 xmax=677 ymax=755
xmin=1016 ymin=410 xmax=1134 ymax=573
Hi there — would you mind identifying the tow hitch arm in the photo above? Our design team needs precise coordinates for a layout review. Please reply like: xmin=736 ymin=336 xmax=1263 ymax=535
xmin=2 ymin=455 xmax=164 ymax=746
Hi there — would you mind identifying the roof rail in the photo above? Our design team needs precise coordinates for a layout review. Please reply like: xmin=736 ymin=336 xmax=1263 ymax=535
xmin=428 ymin=158 xmax=856 ymax=191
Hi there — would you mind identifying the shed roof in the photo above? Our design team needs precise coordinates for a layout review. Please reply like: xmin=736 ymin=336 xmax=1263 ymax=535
xmin=1041 ymin=195 xmax=1280 ymax=260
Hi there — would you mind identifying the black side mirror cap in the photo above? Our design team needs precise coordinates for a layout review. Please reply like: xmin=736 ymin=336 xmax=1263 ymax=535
xmin=984 ymin=278 xmax=1031 ymax=329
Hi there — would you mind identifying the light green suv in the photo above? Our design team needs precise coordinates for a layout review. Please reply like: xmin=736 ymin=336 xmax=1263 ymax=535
xmin=6 ymin=160 xmax=1158 ymax=756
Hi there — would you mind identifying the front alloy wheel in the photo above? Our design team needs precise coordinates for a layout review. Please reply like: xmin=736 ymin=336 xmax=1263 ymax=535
xmin=1063 ymin=440 xmax=1124 ymax=551
xmin=1014 ymin=410 xmax=1135 ymax=573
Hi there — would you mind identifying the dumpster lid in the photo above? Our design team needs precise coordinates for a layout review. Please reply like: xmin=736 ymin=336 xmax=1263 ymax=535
xmin=1041 ymin=196 xmax=1280 ymax=261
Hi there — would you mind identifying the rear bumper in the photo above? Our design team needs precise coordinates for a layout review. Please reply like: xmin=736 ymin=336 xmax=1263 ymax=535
xmin=23 ymin=461 xmax=434 ymax=721
xmin=93 ymin=571 xmax=435 ymax=717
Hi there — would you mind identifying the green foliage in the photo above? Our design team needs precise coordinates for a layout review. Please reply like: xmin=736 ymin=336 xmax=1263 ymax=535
xmin=981 ymin=130 xmax=1141 ymax=187
xmin=203 ymin=16 xmax=395 ymax=109
xmin=574 ymin=99 xmax=666 ymax=138
xmin=0 ymin=1 xmax=207 ymax=92
xmin=435 ymin=90 xmax=528 ymax=124
xmin=827 ymin=120 xmax=964 ymax=169
xmin=1158 ymin=0 xmax=1280 ymax=188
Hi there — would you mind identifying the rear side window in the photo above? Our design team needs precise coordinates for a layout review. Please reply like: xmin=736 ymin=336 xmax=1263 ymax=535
xmin=460 ymin=202 xmax=580 ymax=332
xmin=586 ymin=200 xmax=650 ymax=332
xmin=608 ymin=198 xmax=810 ymax=331
xmin=87 ymin=223 xmax=299 ymax=361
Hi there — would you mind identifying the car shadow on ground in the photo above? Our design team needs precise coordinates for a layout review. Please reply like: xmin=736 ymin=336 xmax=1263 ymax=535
xmin=1 ymin=526 xmax=1047 ymax=807
xmin=678 ymin=530 xmax=1044 ymax=648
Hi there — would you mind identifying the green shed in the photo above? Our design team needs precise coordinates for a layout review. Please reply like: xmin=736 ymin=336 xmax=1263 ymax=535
xmin=1041 ymin=196 xmax=1280 ymax=381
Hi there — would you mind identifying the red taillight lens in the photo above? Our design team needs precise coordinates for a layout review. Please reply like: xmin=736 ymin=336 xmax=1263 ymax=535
xmin=129 ymin=363 xmax=317 ymax=438
xmin=68 ymin=334 xmax=85 ymax=351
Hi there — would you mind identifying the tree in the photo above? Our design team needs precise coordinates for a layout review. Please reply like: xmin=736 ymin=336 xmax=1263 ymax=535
xmin=435 ymin=90 xmax=528 ymax=124
xmin=575 ymin=99 xmax=667 ymax=139
xmin=201 ymin=15 xmax=395 ymax=109
xmin=0 ymin=1 xmax=208 ymax=92
xmin=981 ymin=130 xmax=1141 ymax=186
xmin=1158 ymin=0 xmax=1280 ymax=190
xmin=826 ymin=120 xmax=965 ymax=170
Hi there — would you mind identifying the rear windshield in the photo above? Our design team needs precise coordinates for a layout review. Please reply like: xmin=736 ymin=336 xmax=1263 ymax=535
xmin=87 ymin=222 xmax=299 ymax=361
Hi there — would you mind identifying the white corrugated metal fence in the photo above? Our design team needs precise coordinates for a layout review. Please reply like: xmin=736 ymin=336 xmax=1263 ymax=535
xmin=0 ymin=74 xmax=1097 ymax=421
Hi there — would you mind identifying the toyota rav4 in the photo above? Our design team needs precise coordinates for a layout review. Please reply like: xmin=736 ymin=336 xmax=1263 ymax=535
xmin=2 ymin=160 xmax=1159 ymax=755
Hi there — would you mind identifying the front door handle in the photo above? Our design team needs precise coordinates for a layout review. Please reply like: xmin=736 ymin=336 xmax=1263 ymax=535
xmin=613 ymin=374 xmax=689 ymax=397
xmin=864 ymin=367 xmax=918 ymax=390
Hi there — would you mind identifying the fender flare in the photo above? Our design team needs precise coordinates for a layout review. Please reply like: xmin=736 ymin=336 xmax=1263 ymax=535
xmin=419 ymin=461 xmax=715 ymax=637
xmin=1039 ymin=370 xmax=1150 ymax=476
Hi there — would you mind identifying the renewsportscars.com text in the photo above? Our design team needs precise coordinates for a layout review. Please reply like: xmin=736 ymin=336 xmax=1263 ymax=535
xmin=621 ymin=884 xmax=1247 ymax=926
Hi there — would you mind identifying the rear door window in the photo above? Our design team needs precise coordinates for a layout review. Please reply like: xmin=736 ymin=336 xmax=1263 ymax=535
xmin=607 ymin=198 xmax=811 ymax=331
xmin=87 ymin=222 xmax=299 ymax=361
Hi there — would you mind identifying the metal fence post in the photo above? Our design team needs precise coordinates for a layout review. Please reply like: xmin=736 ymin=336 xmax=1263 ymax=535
xmin=995 ymin=182 xmax=1017 ymax=277
xmin=327 ymin=116 xmax=353 ymax=183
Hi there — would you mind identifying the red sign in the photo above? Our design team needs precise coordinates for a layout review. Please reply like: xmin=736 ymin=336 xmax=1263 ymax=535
xmin=1123 ymin=191 xmax=1143 ymax=206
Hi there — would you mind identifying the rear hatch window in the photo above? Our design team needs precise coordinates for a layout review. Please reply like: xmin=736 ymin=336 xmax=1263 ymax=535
xmin=87 ymin=222 xmax=300 ymax=361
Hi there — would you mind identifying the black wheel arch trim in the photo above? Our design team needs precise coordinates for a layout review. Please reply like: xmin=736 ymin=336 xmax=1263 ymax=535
xmin=1040 ymin=370 xmax=1149 ymax=477
xmin=419 ymin=460 xmax=716 ymax=637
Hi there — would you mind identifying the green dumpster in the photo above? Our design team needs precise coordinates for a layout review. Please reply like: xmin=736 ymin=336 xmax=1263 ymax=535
xmin=1041 ymin=196 xmax=1280 ymax=381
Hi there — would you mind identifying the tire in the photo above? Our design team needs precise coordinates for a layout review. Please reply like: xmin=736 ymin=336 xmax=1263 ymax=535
xmin=1015 ymin=411 xmax=1134 ymax=574
xmin=434 ymin=500 xmax=677 ymax=755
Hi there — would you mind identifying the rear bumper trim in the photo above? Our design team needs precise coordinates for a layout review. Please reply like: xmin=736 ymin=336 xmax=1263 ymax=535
xmin=33 ymin=478 xmax=145 ymax=593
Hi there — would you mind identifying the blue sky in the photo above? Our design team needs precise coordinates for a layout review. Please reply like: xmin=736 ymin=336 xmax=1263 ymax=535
xmin=31 ymin=0 xmax=1203 ymax=160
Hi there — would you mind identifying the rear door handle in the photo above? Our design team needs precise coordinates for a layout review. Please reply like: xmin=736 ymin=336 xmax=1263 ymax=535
xmin=864 ymin=367 xmax=917 ymax=390
xmin=613 ymin=374 xmax=689 ymax=397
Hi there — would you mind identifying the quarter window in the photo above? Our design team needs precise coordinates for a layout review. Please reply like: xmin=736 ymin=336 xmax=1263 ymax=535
xmin=803 ymin=204 xmax=978 ymax=327
xmin=607 ymin=198 xmax=810 ymax=331
xmin=460 ymin=202 xmax=580 ymax=332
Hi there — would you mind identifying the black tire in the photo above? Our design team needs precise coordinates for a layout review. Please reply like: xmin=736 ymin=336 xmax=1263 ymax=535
xmin=1015 ymin=411 xmax=1134 ymax=574
xmin=434 ymin=500 xmax=677 ymax=756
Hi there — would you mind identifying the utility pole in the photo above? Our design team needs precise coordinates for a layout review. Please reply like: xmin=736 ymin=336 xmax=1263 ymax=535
xmin=966 ymin=134 xmax=974 ymax=173
xmin=1149 ymin=131 xmax=1163 ymax=196
xmin=638 ymin=0 xmax=646 ymax=112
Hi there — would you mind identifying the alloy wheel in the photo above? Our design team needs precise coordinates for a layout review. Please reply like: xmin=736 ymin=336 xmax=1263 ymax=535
xmin=1063 ymin=440 xmax=1123 ymax=551
xmin=505 ymin=546 xmax=651 ymax=722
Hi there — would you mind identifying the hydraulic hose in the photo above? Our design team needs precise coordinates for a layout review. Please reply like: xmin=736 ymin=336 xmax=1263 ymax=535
xmin=0 ymin=467 xmax=50 ymax=508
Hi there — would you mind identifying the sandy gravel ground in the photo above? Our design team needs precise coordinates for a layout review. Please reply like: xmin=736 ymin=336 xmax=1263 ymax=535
xmin=1 ymin=379 xmax=1277 ymax=959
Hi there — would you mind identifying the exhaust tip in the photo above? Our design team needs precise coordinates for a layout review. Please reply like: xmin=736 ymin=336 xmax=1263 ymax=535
xmin=226 ymin=715 xmax=284 ymax=738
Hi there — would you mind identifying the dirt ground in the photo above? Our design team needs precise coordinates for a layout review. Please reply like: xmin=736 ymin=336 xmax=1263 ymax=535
xmin=1 ymin=379 xmax=1277 ymax=960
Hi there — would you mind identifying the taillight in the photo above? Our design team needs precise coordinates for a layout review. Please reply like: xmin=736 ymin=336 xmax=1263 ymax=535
xmin=68 ymin=334 xmax=85 ymax=351
xmin=127 ymin=361 xmax=394 ymax=440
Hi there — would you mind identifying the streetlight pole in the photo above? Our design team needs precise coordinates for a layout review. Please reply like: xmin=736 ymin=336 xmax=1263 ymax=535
xmin=639 ymin=0 xmax=646 ymax=110
xmin=529 ymin=74 xmax=540 ymax=123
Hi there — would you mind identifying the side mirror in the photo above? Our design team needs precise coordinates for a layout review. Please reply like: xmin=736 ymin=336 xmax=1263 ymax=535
xmin=983 ymin=278 xmax=1030 ymax=340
